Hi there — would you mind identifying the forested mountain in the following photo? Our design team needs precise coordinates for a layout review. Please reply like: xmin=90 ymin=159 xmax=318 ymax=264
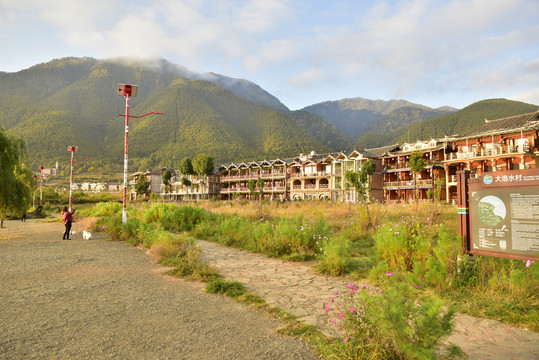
xmin=354 ymin=99 xmax=539 ymax=150
xmin=0 ymin=57 xmax=329 ymax=171
xmin=302 ymin=97 xmax=455 ymax=140
xmin=1 ymin=57 xmax=537 ymax=175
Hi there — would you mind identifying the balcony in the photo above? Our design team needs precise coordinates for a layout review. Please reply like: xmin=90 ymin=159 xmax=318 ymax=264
xmin=444 ymin=144 xmax=530 ymax=161
xmin=290 ymin=172 xmax=330 ymax=178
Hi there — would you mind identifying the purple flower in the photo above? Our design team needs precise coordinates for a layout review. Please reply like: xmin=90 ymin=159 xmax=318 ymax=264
xmin=369 ymin=337 xmax=374 ymax=342
xmin=350 ymin=307 xmax=356 ymax=314
xmin=413 ymin=285 xmax=421 ymax=289
xmin=333 ymin=290 xmax=340 ymax=295
xmin=362 ymin=285 xmax=368 ymax=289
xmin=526 ymin=260 xmax=534 ymax=268
xmin=385 ymin=272 xmax=394 ymax=276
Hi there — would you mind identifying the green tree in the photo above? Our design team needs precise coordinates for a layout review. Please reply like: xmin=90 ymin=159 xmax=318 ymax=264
xmin=181 ymin=177 xmax=192 ymax=194
xmin=0 ymin=129 xmax=32 ymax=227
xmin=192 ymin=154 xmax=214 ymax=176
xmin=345 ymin=159 xmax=376 ymax=203
xmin=135 ymin=174 xmax=149 ymax=196
xmin=248 ymin=179 xmax=257 ymax=200
xmin=409 ymin=150 xmax=427 ymax=202
xmin=162 ymin=169 xmax=172 ymax=193
xmin=361 ymin=159 xmax=376 ymax=196
xmin=179 ymin=157 xmax=194 ymax=175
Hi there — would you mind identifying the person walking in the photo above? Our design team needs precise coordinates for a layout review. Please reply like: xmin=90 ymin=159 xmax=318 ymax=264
xmin=62 ymin=206 xmax=76 ymax=240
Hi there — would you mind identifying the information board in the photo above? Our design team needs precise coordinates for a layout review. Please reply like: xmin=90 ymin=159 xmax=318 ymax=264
xmin=467 ymin=168 xmax=539 ymax=260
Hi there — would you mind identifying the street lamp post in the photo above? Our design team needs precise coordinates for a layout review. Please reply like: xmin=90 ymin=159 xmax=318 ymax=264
xmin=67 ymin=146 xmax=78 ymax=211
xmin=39 ymin=166 xmax=44 ymax=206
xmin=117 ymin=84 xmax=163 ymax=223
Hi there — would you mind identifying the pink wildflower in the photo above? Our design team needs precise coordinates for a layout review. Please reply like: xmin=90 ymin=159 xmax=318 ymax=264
xmin=338 ymin=311 xmax=344 ymax=319
xmin=325 ymin=305 xmax=331 ymax=312
xmin=344 ymin=337 xmax=350 ymax=343
xmin=385 ymin=272 xmax=394 ymax=276
xmin=413 ymin=285 xmax=421 ymax=289
xmin=333 ymin=290 xmax=340 ymax=295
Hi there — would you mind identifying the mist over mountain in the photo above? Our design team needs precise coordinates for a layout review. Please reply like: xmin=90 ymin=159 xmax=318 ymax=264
xmin=1 ymin=57 xmax=535 ymax=176
xmin=0 ymin=57 xmax=328 ymax=171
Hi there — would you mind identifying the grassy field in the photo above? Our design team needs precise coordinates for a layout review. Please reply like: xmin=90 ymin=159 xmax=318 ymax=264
xmin=72 ymin=198 xmax=537 ymax=359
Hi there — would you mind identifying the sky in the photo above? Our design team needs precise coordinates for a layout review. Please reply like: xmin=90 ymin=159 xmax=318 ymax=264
xmin=1 ymin=0 xmax=538 ymax=110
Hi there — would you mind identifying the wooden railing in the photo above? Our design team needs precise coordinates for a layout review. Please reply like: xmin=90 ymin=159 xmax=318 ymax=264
xmin=445 ymin=144 xmax=530 ymax=161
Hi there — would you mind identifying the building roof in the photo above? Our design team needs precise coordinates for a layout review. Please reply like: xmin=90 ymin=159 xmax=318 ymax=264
xmin=364 ymin=144 xmax=400 ymax=157
xmin=449 ymin=111 xmax=539 ymax=140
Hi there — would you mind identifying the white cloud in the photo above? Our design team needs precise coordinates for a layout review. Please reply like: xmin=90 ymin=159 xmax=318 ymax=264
xmin=508 ymin=89 xmax=539 ymax=106
xmin=287 ymin=67 xmax=324 ymax=89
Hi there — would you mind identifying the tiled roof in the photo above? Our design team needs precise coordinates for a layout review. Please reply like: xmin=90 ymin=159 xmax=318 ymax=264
xmin=452 ymin=111 xmax=539 ymax=139
xmin=364 ymin=144 xmax=400 ymax=157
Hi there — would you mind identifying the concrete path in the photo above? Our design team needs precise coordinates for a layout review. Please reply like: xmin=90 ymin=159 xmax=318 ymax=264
xmin=198 ymin=240 xmax=539 ymax=360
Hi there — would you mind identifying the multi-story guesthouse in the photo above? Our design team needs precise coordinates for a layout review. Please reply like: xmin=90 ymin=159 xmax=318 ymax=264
xmin=289 ymin=152 xmax=332 ymax=201
xmin=217 ymin=150 xmax=381 ymax=203
xmin=219 ymin=158 xmax=289 ymax=201
xmin=161 ymin=171 xmax=220 ymax=201
xmin=329 ymin=150 xmax=383 ymax=203
xmin=442 ymin=111 xmax=539 ymax=203
xmin=148 ymin=111 xmax=539 ymax=204
xmin=380 ymin=139 xmax=448 ymax=203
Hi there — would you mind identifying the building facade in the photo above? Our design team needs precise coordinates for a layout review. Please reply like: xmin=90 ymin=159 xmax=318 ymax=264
xmin=380 ymin=140 xmax=447 ymax=203
xmin=442 ymin=111 xmax=539 ymax=203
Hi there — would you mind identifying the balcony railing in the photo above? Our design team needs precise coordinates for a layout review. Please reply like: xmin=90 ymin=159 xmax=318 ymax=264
xmin=290 ymin=172 xmax=330 ymax=178
xmin=444 ymin=144 xmax=530 ymax=161
xmin=221 ymin=171 xmax=287 ymax=181
xmin=383 ymin=179 xmax=432 ymax=189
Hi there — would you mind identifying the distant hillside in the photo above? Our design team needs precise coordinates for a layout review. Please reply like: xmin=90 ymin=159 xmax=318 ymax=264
xmin=354 ymin=99 xmax=539 ymax=149
xmin=368 ymin=106 xmax=454 ymax=133
xmin=302 ymin=97 xmax=453 ymax=140
xmin=289 ymin=110 xmax=353 ymax=151
xmin=0 ymin=57 xmax=330 ymax=171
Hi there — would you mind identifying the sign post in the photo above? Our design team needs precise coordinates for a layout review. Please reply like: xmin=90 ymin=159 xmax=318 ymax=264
xmin=459 ymin=168 xmax=539 ymax=261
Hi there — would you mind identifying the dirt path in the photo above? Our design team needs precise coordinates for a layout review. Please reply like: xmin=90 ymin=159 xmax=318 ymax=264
xmin=0 ymin=220 xmax=317 ymax=360
xmin=197 ymin=240 xmax=539 ymax=360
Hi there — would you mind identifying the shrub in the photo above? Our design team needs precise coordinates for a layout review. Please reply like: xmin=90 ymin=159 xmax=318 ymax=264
xmin=315 ymin=235 xmax=353 ymax=276
xmin=206 ymin=279 xmax=246 ymax=298
xmin=325 ymin=277 xmax=462 ymax=360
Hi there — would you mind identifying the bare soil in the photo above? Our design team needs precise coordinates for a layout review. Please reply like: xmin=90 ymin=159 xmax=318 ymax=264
xmin=0 ymin=219 xmax=317 ymax=360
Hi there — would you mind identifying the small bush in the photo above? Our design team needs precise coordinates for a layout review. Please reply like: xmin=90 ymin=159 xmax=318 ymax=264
xmin=325 ymin=276 xmax=462 ymax=360
xmin=316 ymin=235 xmax=353 ymax=276
xmin=206 ymin=279 xmax=246 ymax=298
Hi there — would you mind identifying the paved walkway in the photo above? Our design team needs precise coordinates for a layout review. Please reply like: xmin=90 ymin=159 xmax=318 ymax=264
xmin=198 ymin=240 xmax=539 ymax=360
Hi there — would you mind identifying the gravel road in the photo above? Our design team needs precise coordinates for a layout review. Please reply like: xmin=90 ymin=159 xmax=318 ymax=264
xmin=0 ymin=219 xmax=318 ymax=359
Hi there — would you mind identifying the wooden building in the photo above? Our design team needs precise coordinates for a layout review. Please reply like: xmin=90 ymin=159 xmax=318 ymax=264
xmin=443 ymin=111 xmax=539 ymax=203
xmin=381 ymin=140 xmax=447 ymax=203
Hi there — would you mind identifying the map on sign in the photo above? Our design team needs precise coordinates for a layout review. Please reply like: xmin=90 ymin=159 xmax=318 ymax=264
xmin=477 ymin=196 xmax=506 ymax=226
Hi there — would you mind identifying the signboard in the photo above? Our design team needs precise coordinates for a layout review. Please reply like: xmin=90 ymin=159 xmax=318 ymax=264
xmin=466 ymin=168 xmax=539 ymax=261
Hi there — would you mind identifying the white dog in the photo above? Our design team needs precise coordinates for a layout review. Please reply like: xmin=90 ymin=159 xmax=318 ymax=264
xmin=82 ymin=230 xmax=92 ymax=240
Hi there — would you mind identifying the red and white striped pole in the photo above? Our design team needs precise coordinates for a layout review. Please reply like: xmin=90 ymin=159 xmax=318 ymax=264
xmin=67 ymin=146 xmax=78 ymax=211
xmin=39 ymin=166 xmax=44 ymax=206
xmin=117 ymin=84 xmax=162 ymax=224
xmin=122 ymin=92 xmax=130 ymax=224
